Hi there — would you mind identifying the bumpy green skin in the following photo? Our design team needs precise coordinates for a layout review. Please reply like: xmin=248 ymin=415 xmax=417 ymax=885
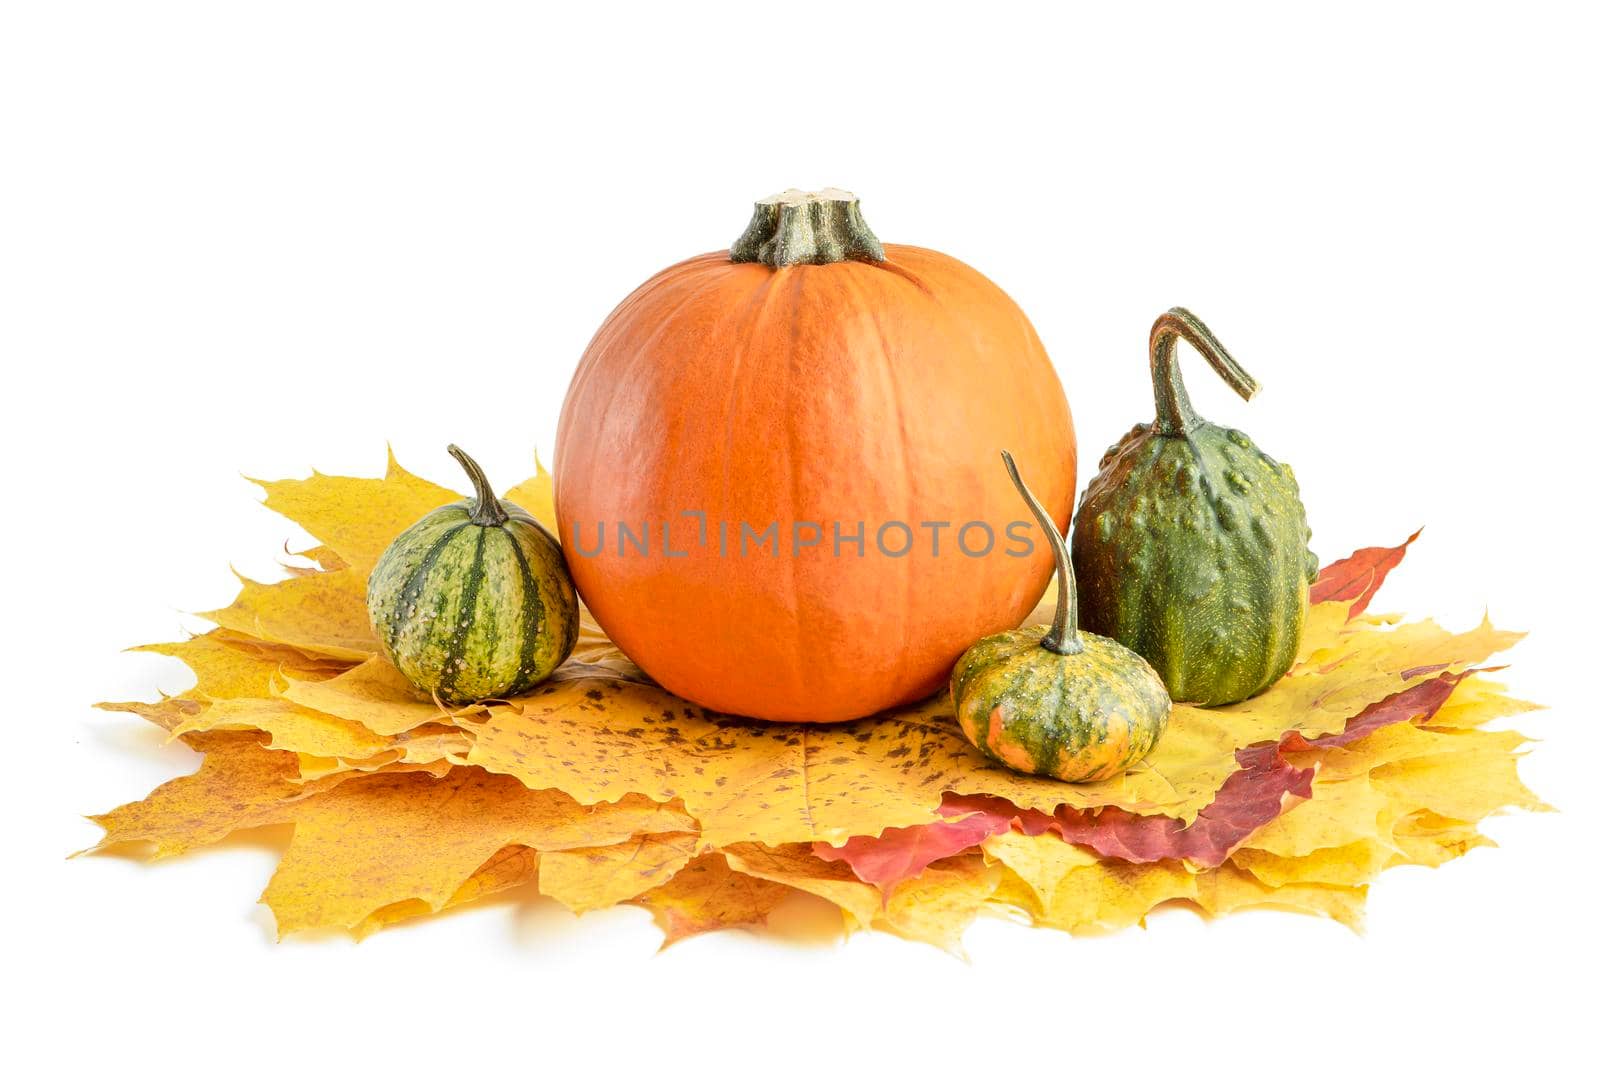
xmin=1071 ymin=422 xmax=1317 ymax=707
xmin=367 ymin=501 xmax=578 ymax=704
xmin=950 ymin=624 xmax=1171 ymax=782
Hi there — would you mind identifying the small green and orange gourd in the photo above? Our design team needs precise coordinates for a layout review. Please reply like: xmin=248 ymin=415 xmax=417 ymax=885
xmin=367 ymin=446 xmax=579 ymax=704
xmin=951 ymin=452 xmax=1171 ymax=783
xmin=1070 ymin=308 xmax=1317 ymax=706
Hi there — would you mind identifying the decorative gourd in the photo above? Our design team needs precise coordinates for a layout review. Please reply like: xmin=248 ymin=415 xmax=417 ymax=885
xmin=1070 ymin=308 xmax=1317 ymax=707
xmin=554 ymin=189 xmax=1076 ymax=723
xmin=367 ymin=446 xmax=579 ymax=704
xmin=951 ymin=452 xmax=1170 ymax=782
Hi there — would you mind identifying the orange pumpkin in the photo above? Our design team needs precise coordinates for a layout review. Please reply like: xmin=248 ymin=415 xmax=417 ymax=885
xmin=554 ymin=189 xmax=1076 ymax=722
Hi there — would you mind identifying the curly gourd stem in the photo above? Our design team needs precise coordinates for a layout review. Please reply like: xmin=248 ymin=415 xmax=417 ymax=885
xmin=1150 ymin=307 xmax=1259 ymax=437
xmin=448 ymin=444 xmax=509 ymax=527
xmin=1001 ymin=451 xmax=1083 ymax=656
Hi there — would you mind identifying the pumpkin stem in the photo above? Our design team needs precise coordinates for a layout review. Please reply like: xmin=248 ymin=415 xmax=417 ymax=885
xmin=730 ymin=189 xmax=886 ymax=268
xmin=448 ymin=445 xmax=510 ymax=527
xmin=1001 ymin=451 xmax=1083 ymax=656
xmin=1149 ymin=308 xmax=1259 ymax=436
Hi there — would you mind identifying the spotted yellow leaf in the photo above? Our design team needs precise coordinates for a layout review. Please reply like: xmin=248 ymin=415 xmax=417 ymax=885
xmin=632 ymin=854 xmax=791 ymax=944
xmin=721 ymin=843 xmax=883 ymax=930
xmin=87 ymin=732 xmax=335 ymax=857
xmin=261 ymin=767 xmax=693 ymax=935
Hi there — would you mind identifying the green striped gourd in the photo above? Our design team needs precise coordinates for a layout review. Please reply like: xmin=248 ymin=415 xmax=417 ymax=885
xmin=950 ymin=452 xmax=1170 ymax=783
xmin=1070 ymin=308 xmax=1317 ymax=707
xmin=367 ymin=446 xmax=579 ymax=704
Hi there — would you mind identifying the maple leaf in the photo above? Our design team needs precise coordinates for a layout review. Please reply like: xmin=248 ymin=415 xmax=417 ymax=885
xmin=720 ymin=843 xmax=883 ymax=930
xmin=86 ymin=732 xmax=337 ymax=858
xmin=1014 ymin=743 xmax=1313 ymax=867
xmin=537 ymin=833 xmax=700 ymax=914
xmin=200 ymin=568 xmax=376 ymax=661
xmin=279 ymin=655 xmax=468 ymax=735
xmin=982 ymin=833 xmax=1195 ymax=935
xmin=173 ymin=697 xmax=397 ymax=762
xmin=132 ymin=629 xmax=345 ymax=701
xmin=1191 ymin=863 xmax=1367 ymax=930
xmin=260 ymin=767 xmax=694 ymax=936
xmin=353 ymin=844 xmax=540 ymax=939
xmin=633 ymin=854 xmax=791 ymax=945
xmin=252 ymin=450 xmax=461 ymax=575
xmin=1388 ymin=810 xmax=1496 ymax=868
xmin=879 ymin=854 xmax=1003 ymax=954
xmin=1370 ymin=728 xmax=1547 ymax=822
xmin=253 ymin=448 xmax=558 ymax=581
xmin=1310 ymin=530 xmax=1422 ymax=619
xmin=812 ymin=811 xmax=1014 ymax=893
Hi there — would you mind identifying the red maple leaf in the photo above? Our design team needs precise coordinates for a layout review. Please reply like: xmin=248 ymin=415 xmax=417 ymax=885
xmin=812 ymin=811 xmax=1013 ymax=893
xmin=1036 ymin=745 xmax=1315 ymax=866
xmin=1277 ymin=670 xmax=1474 ymax=752
xmin=1310 ymin=530 xmax=1421 ymax=619
xmin=943 ymin=670 xmax=1474 ymax=867
xmin=935 ymin=745 xmax=1312 ymax=868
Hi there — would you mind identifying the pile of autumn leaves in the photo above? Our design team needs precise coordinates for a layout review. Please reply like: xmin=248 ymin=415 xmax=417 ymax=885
xmin=86 ymin=455 xmax=1546 ymax=950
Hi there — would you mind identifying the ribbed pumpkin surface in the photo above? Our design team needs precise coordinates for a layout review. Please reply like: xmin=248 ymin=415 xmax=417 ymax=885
xmin=368 ymin=502 xmax=578 ymax=704
xmin=950 ymin=623 xmax=1170 ymax=782
xmin=555 ymin=245 xmax=1075 ymax=722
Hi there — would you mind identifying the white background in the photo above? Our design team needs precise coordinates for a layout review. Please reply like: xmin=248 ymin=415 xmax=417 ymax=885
xmin=5 ymin=2 xmax=1597 ymax=1064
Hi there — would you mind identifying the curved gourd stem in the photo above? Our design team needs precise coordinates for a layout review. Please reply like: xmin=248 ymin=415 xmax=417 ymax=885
xmin=448 ymin=444 xmax=509 ymax=527
xmin=1001 ymin=451 xmax=1083 ymax=656
xmin=1149 ymin=307 xmax=1259 ymax=436
xmin=730 ymin=188 xmax=886 ymax=268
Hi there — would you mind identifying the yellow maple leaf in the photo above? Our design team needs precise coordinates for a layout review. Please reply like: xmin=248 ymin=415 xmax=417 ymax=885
xmin=1388 ymin=810 xmax=1496 ymax=867
xmin=200 ymin=568 xmax=376 ymax=661
xmin=632 ymin=854 xmax=791 ymax=945
xmin=279 ymin=655 xmax=463 ymax=735
xmin=1191 ymin=864 xmax=1366 ymax=930
xmin=353 ymin=844 xmax=540 ymax=939
xmin=261 ymin=767 xmax=693 ymax=935
xmin=880 ymin=854 xmax=1003 ymax=953
xmin=1424 ymin=674 xmax=1542 ymax=730
xmin=174 ymin=697 xmax=397 ymax=762
xmin=981 ymin=832 xmax=1195 ymax=934
xmin=1240 ymin=775 xmax=1396 ymax=857
xmin=1232 ymin=840 xmax=1400 ymax=888
xmin=132 ymin=629 xmax=344 ymax=701
xmin=1370 ymin=729 xmax=1548 ymax=822
xmin=721 ymin=843 xmax=883 ymax=930
xmin=537 ymin=833 xmax=700 ymax=914
xmin=87 ymin=732 xmax=334 ymax=857
xmin=252 ymin=449 xmax=461 ymax=576
xmin=254 ymin=448 xmax=558 ymax=580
